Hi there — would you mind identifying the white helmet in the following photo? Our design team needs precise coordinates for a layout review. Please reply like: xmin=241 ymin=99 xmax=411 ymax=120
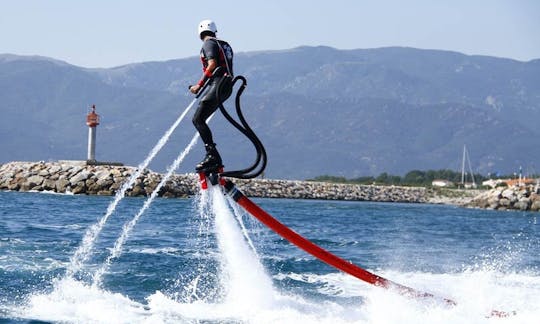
xmin=198 ymin=19 xmax=217 ymax=37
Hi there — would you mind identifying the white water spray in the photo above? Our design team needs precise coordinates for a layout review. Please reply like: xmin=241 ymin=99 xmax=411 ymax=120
xmin=92 ymin=132 xmax=200 ymax=286
xmin=171 ymin=187 xmax=220 ymax=304
xmin=210 ymin=186 xmax=275 ymax=311
xmin=66 ymin=98 xmax=198 ymax=277
xmin=226 ymin=195 xmax=259 ymax=257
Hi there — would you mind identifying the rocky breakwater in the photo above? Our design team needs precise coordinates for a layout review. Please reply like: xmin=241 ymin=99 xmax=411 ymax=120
xmin=0 ymin=161 xmax=429 ymax=203
xmin=467 ymin=185 xmax=540 ymax=212
xmin=0 ymin=161 xmax=197 ymax=198
xmin=235 ymin=178 xmax=428 ymax=202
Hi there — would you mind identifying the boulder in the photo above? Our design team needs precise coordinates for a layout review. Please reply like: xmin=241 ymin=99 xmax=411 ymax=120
xmin=42 ymin=178 xmax=57 ymax=191
xmin=71 ymin=181 xmax=86 ymax=194
xmin=95 ymin=170 xmax=112 ymax=182
xmin=55 ymin=178 xmax=70 ymax=193
xmin=66 ymin=166 xmax=83 ymax=177
xmin=96 ymin=178 xmax=114 ymax=190
xmin=514 ymin=198 xmax=530 ymax=211
xmin=86 ymin=178 xmax=100 ymax=194
xmin=7 ymin=181 xmax=20 ymax=191
xmin=23 ymin=175 xmax=44 ymax=190
xmin=110 ymin=180 xmax=123 ymax=192
xmin=501 ymin=189 xmax=516 ymax=202
xmin=110 ymin=169 xmax=123 ymax=177
xmin=38 ymin=169 xmax=50 ymax=177
xmin=69 ymin=170 xmax=91 ymax=186
xmin=498 ymin=198 xmax=511 ymax=207
xmin=531 ymin=200 xmax=540 ymax=212
xmin=129 ymin=184 xmax=146 ymax=197
xmin=48 ymin=165 xmax=62 ymax=174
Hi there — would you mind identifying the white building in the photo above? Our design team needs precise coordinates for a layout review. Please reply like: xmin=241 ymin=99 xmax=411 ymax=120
xmin=432 ymin=179 xmax=454 ymax=187
xmin=482 ymin=179 xmax=506 ymax=188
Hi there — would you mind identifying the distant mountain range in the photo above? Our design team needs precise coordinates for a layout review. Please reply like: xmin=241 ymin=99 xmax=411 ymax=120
xmin=1 ymin=47 xmax=539 ymax=179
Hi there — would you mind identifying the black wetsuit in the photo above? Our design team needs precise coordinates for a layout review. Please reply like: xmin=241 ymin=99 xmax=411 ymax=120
xmin=192 ymin=38 xmax=234 ymax=145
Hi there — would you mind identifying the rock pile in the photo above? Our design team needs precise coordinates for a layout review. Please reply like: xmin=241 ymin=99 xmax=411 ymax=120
xmin=0 ymin=161 xmax=429 ymax=203
xmin=235 ymin=178 xmax=428 ymax=202
xmin=467 ymin=185 xmax=540 ymax=211
xmin=0 ymin=161 xmax=197 ymax=198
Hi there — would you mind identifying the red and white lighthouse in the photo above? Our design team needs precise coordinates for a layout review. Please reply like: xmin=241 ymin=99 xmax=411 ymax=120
xmin=86 ymin=105 xmax=100 ymax=162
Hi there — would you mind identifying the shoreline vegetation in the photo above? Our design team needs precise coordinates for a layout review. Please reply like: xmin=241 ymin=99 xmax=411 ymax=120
xmin=307 ymin=170 xmax=539 ymax=188
xmin=1 ymin=161 xmax=539 ymax=212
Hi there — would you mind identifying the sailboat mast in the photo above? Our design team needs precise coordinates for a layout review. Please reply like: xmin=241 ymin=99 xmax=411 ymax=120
xmin=461 ymin=145 xmax=466 ymax=185
xmin=466 ymin=147 xmax=476 ymax=186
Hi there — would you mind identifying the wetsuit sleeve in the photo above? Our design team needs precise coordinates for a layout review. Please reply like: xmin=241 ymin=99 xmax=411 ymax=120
xmin=197 ymin=40 xmax=221 ymax=86
xmin=202 ymin=39 xmax=220 ymax=60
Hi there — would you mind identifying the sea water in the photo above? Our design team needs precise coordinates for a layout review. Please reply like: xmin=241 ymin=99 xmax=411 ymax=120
xmin=66 ymin=98 xmax=198 ymax=277
xmin=0 ymin=190 xmax=539 ymax=323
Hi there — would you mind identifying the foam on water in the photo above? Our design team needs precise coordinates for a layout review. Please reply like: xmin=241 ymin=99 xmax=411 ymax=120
xmin=17 ymin=277 xmax=149 ymax=323
xmin=14 ymin=266 xmax=540 ymax=324
xmin=8 ymin=184 xmax=540 ymax=323
xmin=275 ymin=269 xmax=540 ymax=322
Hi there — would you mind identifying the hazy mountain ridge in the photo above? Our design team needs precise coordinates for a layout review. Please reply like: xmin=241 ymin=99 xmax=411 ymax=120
xmin=1 ymin=47 xmax=539 ymax=179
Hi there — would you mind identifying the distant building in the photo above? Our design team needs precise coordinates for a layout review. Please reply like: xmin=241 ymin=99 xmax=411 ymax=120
xmin=482 ymin=179 xmax=507 ymax=188
xmin=432 ymin=179 xmax=454 ymax=187
xmin=504 ymin=178 xmax=537 ymax=187
xmin=463 ymin=182 xmax=478 ymax=189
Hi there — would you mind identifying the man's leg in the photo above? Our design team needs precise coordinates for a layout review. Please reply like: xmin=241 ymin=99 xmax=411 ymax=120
xmin=192 ymin=102 xmax=217 ymax=145
xmin=192 ymin=85 xmax=222 ymax=171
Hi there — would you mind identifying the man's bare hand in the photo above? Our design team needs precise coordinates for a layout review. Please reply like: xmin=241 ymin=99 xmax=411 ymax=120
xmin=190 ymin=84 xmax=201 ymax=94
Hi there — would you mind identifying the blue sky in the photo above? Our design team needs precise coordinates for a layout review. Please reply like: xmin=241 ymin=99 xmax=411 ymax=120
xmin=1 ymin=0 xmax=539 ymax=68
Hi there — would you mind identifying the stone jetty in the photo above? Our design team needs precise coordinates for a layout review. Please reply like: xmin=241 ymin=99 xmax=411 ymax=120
xmin=466 ymin=185 xmax=540 ymax=212
xmin=0 ymin=161 xmax=196 ymax=198
xmin=0 ymin=161 xmax=428 ymax=202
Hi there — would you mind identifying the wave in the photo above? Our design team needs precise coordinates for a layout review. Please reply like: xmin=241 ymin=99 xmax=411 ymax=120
xmin=274 ymin=268 xmax=540 ymax=321
xmin=10 ymin=277 xmax=148 ymax=323
xmin=6 ymin=257 xmax=540 ymax=323
xmin=130 ymin=247 xmax=181 ymax=256
xmin=12 ymin=267 xmax=539 ymax=323
xmin=0 ymin=255 xmax=66 ymax=272
xmin=30 ymin=190 xmax=74 ymax=196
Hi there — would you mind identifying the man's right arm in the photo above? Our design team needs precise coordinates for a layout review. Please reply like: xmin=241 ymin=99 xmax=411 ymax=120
xmin=190 ymin=58 xmax=217 ymax=94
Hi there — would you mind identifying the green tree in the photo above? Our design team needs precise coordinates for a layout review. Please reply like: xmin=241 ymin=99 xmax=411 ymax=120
xmin=403 ymin=170 xmax=426 ymax=185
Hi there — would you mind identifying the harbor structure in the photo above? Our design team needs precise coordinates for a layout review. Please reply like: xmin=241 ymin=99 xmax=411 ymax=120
xmin=86 ymin=105 xmax=100 ymax=162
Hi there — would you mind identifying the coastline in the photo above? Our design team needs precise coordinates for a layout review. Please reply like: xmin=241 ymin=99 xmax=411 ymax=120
xmin=1 ymin=161 xmax=538 ymax=211
xmin=0 ymin=161 xmax=434 ymax=203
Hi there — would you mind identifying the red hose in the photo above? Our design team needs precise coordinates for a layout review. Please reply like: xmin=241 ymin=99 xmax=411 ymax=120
xmin=220 ymin=179 xmax=514 ymax=317
xmin=235 ymin=194 xmax=455 ymax=304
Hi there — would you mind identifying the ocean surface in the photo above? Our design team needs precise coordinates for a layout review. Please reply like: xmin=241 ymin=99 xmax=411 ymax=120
xmin=0 ymin=188 xmax=538 ymax=323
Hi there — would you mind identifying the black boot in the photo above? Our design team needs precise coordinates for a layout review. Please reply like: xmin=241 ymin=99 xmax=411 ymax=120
xmin=196 ymin=143 xmax=223 ymax=172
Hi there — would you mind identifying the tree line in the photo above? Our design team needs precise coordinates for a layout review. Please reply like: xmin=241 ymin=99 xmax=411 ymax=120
xmin=307 ymin=169 xmax=538 ymax=187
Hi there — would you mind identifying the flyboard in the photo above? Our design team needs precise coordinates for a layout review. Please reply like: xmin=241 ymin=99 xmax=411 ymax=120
xmin=195 ymin=69 xmax=515 ymax=318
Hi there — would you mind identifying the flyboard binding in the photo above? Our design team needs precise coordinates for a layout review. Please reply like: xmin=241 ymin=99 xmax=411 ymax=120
xmin=197 ymin=166 xmax=225 ymax=190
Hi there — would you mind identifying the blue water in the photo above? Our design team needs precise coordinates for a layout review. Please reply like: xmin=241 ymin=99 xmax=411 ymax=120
xmin=0 ymin=189 xmax=539 ymax=323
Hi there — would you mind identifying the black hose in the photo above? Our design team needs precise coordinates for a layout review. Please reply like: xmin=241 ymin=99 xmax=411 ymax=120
xmin=215 ymin=74 xmax=267 ymax=179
